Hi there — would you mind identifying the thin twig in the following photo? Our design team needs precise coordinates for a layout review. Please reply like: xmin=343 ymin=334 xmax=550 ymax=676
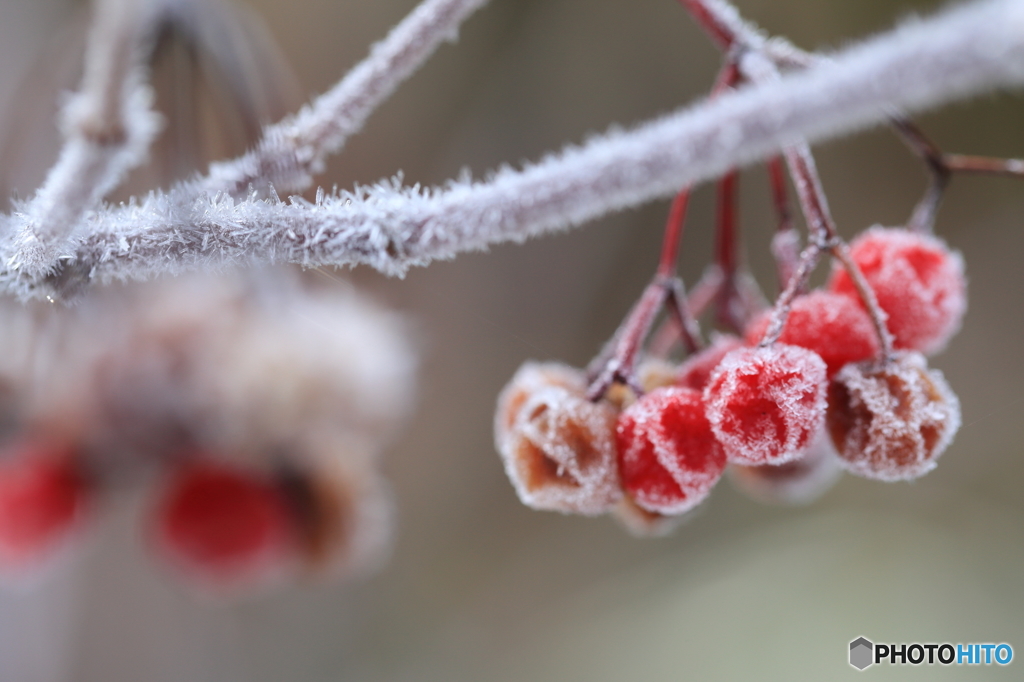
xmin=200 ymin=0 xmax=490 ymax=198
xmin=767 ymin=156 xmax=800 ymax=292
xmin=10 ymin=0 xmax=160 ymax=270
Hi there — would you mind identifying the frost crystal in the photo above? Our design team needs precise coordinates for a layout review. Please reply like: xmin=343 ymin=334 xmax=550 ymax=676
xmin=704 ymin=344 xmax=828 ymax=465
xmin=616 ymin=387 xmax=726 ymax=516
xmin=494 ymin=362 xmax=621 ymax=516
xmin=829 ymin=227 xmax=966 ymax=355
xmin=827 ymin=351 xmax=960 ymax=481
xmin=744 ymin=291 xmax=879 ymax=377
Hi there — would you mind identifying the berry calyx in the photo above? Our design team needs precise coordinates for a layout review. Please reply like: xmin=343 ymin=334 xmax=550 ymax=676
xmin=495 ymin=362 xmax=621 ymax=515
xmin=704 ymin=345 xmax=828 ymax=466
xmin=829 ymin=227 xmax=966 ymax=354
xmin=154 ymin=460 xmax=293 ymax=583
xmin=0 ymin=443 xmax=88 ymax=567
xmin=727 ymin=428 xmax=843 ymax=505
xmin=616 ymin=387 xmax=726 ymax=515
xmin=744 ymin=291 xmax=880 ymax=377
xmin=827 ymin=351 xmax=960 ymax=481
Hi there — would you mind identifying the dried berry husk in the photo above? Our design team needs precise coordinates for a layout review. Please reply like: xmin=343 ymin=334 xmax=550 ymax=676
xmin=604 ymin=357 xmax=680 ymax=410
xmin=610 ymin=494 xmax=690 ymax=537
xmin=827 ymin=351 xmax=960 ymax=481
xmin=278 ymin=441 xmax=393 ymax=581
xmin=727 ymin=428 xmax=843 ymax=505
xmin=495 ymin=362 xmax=621 ymax=515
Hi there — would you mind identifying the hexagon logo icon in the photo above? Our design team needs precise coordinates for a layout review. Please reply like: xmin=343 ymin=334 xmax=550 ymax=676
xmin=850 ymin=637 xmax=874 ymax=670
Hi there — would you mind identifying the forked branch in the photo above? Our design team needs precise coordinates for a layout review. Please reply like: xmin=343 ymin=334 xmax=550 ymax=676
xmin=2 ymin=0 xmax=1024 ymax=301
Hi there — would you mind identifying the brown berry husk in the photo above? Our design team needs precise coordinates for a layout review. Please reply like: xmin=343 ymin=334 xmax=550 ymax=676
xmin=495 ymin=362 xmax=621 ymax=516
xmin=727 ymin=428 xmax=843 ymax=505
xmin=610 ymin=495 xmax=690 ymax=538
xmin=827 ymin=351 xmax=960 ymax=481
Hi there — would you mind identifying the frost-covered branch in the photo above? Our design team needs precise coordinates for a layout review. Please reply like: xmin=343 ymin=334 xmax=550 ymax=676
xmin=200 ymin=0 xmax=490 ymax=198
xmin=11 ymin=0 xmax=161 ymax=269
xmin=3 ymin=0 xmax=1024 ymax=300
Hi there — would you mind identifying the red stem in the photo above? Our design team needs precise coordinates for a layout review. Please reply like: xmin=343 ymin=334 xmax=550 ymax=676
xmin=768 ymin=156 xmax=793 ymax=235
xmin=677 ymin=0 xmax=737 ymax=50
xmin=944 ymin=154 xmax=1024 ymax=176
xmin=658 ymin=189 xmax=690 ymax=277
xmin=713 ymin=170 xmax=743 ymax=332
xmin=586 ymin=280 xmax=669 ymax=400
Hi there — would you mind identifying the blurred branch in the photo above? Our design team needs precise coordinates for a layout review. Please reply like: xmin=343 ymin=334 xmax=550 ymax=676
xmin=3 ymin=0 xmax=1024 ymax=299
xmin=9 ymin=0 xmax=160 ymax=274
xmin=200 ymin=0 xmax=490 ymax=198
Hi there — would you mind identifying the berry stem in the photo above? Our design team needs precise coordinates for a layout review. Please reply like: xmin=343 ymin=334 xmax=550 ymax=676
xmin=830 ymin=243 xmax=896 ymax=360
xmin=586 ymin=187 xmax=706 ymax=398
xmin=782 ymin=142 xmax=895 ymax=359
xmin=768 ymin=156 xmax=801 ymax=293
xmin=892 ymin=118 xmax=950 ymax=233
xmin=944 ymin=154 xmax=1024 ymax=176
xmin=677 ymin=0 xmax=739 ymax=51
xmin=758 ymin=243 xmax=821 ymax=347
xmin=895 ymin=117 xmax=1024 ymax=233
xmin=586 ymin=279 xmax=668 ymax=400
xmin=713 ymin=170 xmax=745 ymax=332
xmin=647 ymin=265 xmax=723 ymax=357
xmin=657 ymin=189 xmax=691 ymax=278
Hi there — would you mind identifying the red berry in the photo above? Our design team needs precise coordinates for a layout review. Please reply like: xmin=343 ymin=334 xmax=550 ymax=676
xmin=0 ymin=445 xmax=87 ymax=566
xmin=704 ymin=345 xmax=828 ymax=466
xmin=155 ymin=461 xmax=292 ymax=582
xmin=675 ymin=334 xmax=744 ymax=389
xmin=616 ymin=387 xmax=725 ymax=515
xmin=744 ymin=291 xmax=880 ymax=377
xmin=829 ymin=227 xmax=966 ymax=354
xmin=827 ymin=351 xmax=960 ymax=481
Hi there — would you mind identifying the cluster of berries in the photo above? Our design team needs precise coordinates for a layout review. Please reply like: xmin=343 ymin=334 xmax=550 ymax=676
xmin=495 ymin=227 xmax=964 ymax=532
xmin=0 ymin=445 xmax=311 ymax=585
xmin=0 ymin=270 xmax=411 ymax=589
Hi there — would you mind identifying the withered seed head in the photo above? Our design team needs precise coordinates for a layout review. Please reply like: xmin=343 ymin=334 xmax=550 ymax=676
xmin=495 ymin=362 xmax=621 ymax=516
xmin=827 ymin=351 xmax=960 ymax=481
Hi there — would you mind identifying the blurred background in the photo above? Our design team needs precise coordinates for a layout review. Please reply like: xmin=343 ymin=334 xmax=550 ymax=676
xmin=0 ymin=0 xmax=1022 ymax=679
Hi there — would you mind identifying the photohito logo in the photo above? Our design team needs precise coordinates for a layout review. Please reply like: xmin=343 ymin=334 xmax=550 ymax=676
xmin=849 ymin=637 xmax=1013 ymax=670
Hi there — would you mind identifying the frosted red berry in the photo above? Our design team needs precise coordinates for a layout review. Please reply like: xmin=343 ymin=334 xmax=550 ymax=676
xmin=829 ymin=226 xmax=966 ymax=354
xmin=675 ymin=334 xmax=744 ymax=389
xmin=495 ymin=362 xmax=621 ymax=516
xmin=744 ymin=291 xmax=880 ymax=377
xmin=827 ymin=351 xmax=960 ymax=481
xmin=0 ymin=444 xmax=88 ymax=566
xmin=703 ymin=344 xmax=828 ymax=466
xmin=155 ymin=460 xmax=293 ymax=582
xmin=616 ymin=387 xmax=726 ymax=515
